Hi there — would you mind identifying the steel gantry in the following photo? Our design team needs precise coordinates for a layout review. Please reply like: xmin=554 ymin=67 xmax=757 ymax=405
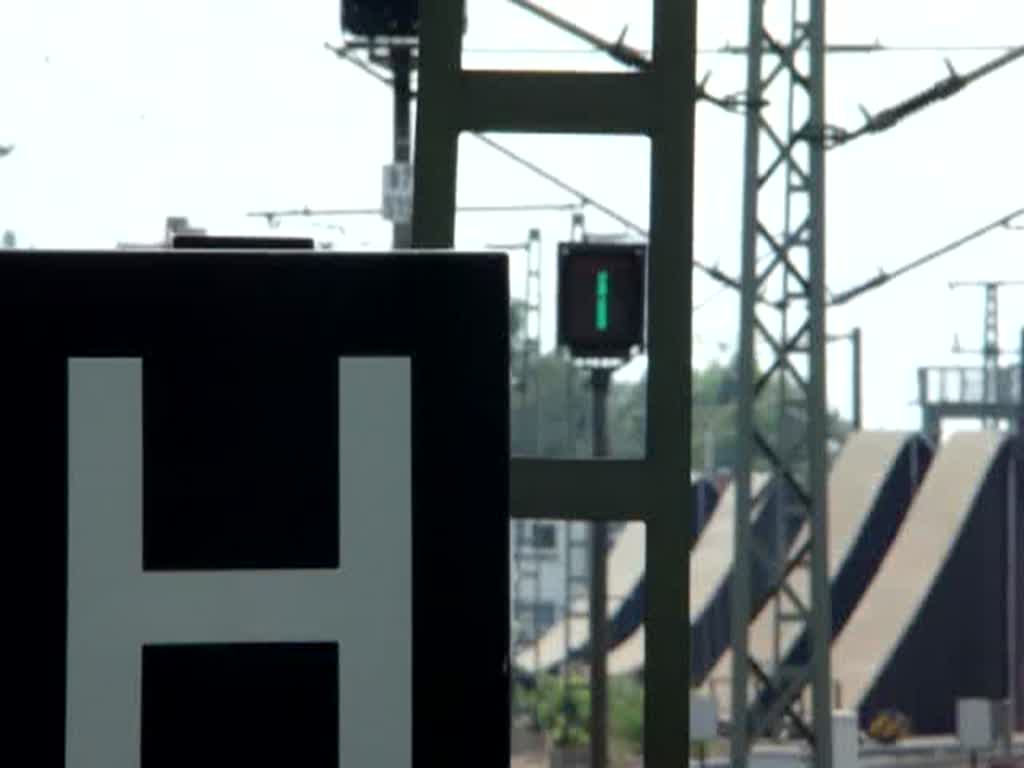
xmin=731 ymin=1 xmax=834 ymax=767
xmin=412 ymin=3 xmax=695 ymax=766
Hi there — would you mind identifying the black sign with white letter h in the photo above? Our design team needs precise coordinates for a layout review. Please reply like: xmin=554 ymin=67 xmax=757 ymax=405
xmin=0 ymin=250 xmax=510 ymax=768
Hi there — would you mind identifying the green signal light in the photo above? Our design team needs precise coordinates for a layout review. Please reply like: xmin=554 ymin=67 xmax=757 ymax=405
xmin=595 ymin=269 xmax=609 ymax=331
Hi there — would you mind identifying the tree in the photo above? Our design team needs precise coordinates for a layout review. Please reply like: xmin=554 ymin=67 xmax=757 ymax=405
xmin=510 ymin=351 xmax=591 ymax=458
xmin=599 ymin=354 xmax=852 ymax=470
xmin=509 ymin=298 xmax=526 ymax=351
xmin=509 ymin=299 xmax=592 ymax=458
xmin=505 ymin=299 xmax=852 ymax=469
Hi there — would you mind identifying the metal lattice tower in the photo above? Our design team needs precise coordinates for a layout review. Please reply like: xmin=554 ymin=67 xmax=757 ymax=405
xmin=566 ymin=212 xmax=587 ymax=458
xmin=562 ymin=212 xmax=589 ymax=689
xmin=522 ymin=227 xmax=543 ymax=410
xmin=512 ymin=519 xmax=542 ymax=668
xmin=509 ymin=228 xmax=545 ymax=672
xmin=493 ymin=228 xmax=545 ymax=439
xmin=563 ymin=519 xmax=590 ymax=682
xmin=950 ymin=280 xmax=1024 ymax=429
xmin=731 ymin=1 xmax=833 ymax=766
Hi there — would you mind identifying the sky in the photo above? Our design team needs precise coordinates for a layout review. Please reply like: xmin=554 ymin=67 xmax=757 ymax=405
xmin=1 ymin=0 xmax=1023 ymax=436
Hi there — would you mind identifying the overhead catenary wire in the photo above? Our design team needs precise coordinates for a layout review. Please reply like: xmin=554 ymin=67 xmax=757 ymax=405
xmin=465 ymin=43 xmax=1024 ymax=56
xmin=469 ymin=133 xmax=764 ymax=298
xmin=712 ymin=41 xmax=1022 ymax=56
xmin=467 ymin=24 xmax=1024 ymax=140
xmin=469 ymin=134 xmax=644 ymax=236
xmin=829 ymin=207 xmax=1024 ymax=306
xmin=465 ymin=21 xmax=1024 ymax=309
xmin=828 ymin=45 xmax=1024 ymax=147
xmin=328 ymin=16 xmax=1024 ymax=313
xmin=246 ymin=202 xmax=581 ymax=221
xmin=695 ymin=250 xmax=781 ymax=312
xmin=504 ymin=0 xmax=757 ymax=112
xmin=505 ymin=0 xmax=650 ymax=70
xmin=324 ymin=36 xmax=751 ymax=295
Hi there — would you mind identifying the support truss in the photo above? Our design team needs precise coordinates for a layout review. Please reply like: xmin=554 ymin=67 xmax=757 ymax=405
xmin=412 ymin=3 xmax=695 ymax=766
xmin=731 ymin=1 xmax=833 ymax=767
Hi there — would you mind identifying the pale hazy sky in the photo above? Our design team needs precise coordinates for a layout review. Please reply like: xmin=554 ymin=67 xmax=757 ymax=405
xmin=1 ymin=1 xmax=1023 ymax=436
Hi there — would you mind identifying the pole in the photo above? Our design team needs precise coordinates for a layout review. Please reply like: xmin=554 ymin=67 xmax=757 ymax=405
xmin=807 ymin=0 xmax=835 ymax=757
xmin=391 ymin=44 xmax=413 ymax=249
xmin=730 ymin=0 xmax=765 ymax=756
xmin=985 ymin=283 xmax=999 ymax=427
xmin=589 ymin=367 xmax=611 ymax=768
xmin=1008 ymin=446 xmax=1018 ymax=752
xmin=852 ymin=328 xmax=863 ymax=430
xmin=704 ymin=423 xmax=715 ymax=477
xmin=1018 ymin=327 xmax=1024 ymax=436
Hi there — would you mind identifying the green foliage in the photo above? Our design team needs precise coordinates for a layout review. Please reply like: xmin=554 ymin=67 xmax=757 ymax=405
xmin=510 ymin=352 xmax=591 ymax=459
xmin=517 ymin=673 xmax=646 ymax=754
xmin=531 ymin=674 xmax=591 ymax=747
xmin=512 ymin=680 xmax=538 ymax=723
xmin=600 ymin=354 xmax=852 ymax=469
xmin=692 ymin=356 xmax=853 ymax=470
xmin=507 ymin=300 xmax=852 ymax=469
xmin=609 ymin=676 xmax=644 ymax=751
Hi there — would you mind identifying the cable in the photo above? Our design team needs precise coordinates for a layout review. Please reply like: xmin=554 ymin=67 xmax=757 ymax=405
xmin=860 ymin=44 xmax=1023 ymax=53
xmin=829 ymin=207 xmax=1024 ymax=306
xmin=713 ymin=41 xmax=1022 ymax=56
xmin=506 ymin=0 xmax=650 ymax=70
xmin=246 ymin=203 xmax=582 ymax=222
xmin=469 ymin=133 xmax=764 ymax=298
xmin=325 ymin=18 xmax=756 ymax=295
xmin=828 ymin=45 xmax=1024 ymax=147
xmin=469 ymin=134 xmax=644 ymax=235
xmin=325 ymin=42 xmax=393 ymax=86
xmin=695 ymin=283 xmax=733 ymax=312
xmin=464 ymin=43 xmax=1024 ymax=56
xmin=694 ymin=251 xmax=780 ymax=312
xmin=502 ymin=1 xmax=757 ymax=112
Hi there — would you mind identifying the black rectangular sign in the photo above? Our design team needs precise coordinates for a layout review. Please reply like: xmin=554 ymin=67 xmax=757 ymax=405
xmin=172 ymin=233 xmax=316 ymax=249
xmin=0 ymin=249 xmax=509 ymax=768
xmin=557 ymin=241 xmax=646 ymax=359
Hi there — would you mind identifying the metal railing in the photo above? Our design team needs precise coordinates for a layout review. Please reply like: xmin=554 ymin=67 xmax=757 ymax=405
xmin=918 ymin=366 xmax=1021 ymax=406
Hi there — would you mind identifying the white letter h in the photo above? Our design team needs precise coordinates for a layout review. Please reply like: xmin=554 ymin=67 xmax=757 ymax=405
xmin=65 ymin=357 xmax=412 ymax=768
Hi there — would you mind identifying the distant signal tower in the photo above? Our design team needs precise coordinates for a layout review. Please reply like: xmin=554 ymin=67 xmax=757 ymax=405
xmin=949 ymin=280 xmax=1024 ymax=429
xmin=917 ymin=281 xmax=1024 ymax=442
